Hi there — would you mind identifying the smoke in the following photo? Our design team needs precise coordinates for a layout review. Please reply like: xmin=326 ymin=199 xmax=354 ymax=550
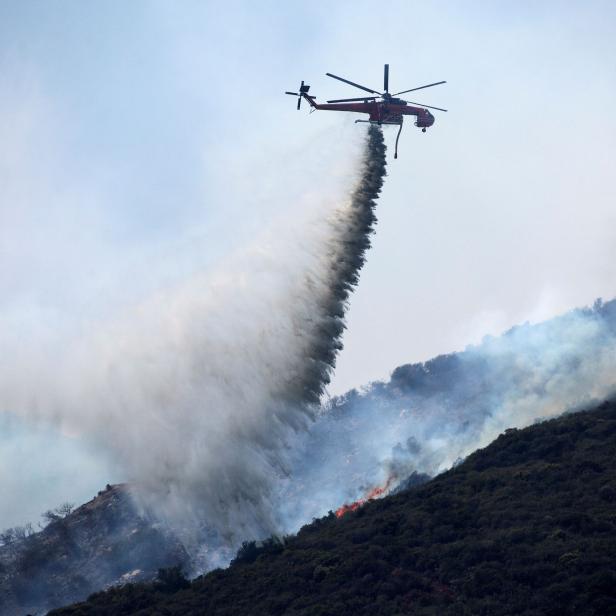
xmin=6 ymin=111 xmax=616 ymax=578
xmin=0 ymin=126 xmax=386 ymax=550
xmin=278 ymin=298 xmax=616 ymax=529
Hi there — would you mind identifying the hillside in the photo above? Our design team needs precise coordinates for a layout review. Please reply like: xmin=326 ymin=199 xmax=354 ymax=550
xmin=279 ymin=297 xmax=616 ymax=529
xmin=0 ymin=485 xmax=188 ymax=616
xmin=4 ymin=298 xmax=616 ymax=614
xmin=51 ymin=400 xmax=616 ymax=615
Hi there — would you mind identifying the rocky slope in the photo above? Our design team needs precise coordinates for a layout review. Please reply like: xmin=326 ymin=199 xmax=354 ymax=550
xmin=0 ymin=484 xmax=188 ymax=616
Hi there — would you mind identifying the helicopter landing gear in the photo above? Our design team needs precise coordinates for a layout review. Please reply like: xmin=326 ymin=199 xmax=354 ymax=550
xmin=422 ymin=128 xmax=426 ymax=133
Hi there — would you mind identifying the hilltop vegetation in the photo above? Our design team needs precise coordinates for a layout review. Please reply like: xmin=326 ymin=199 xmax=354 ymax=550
xmin=51 ymin=400 xmax=616 ymax=615
xmin=0 ymin=485 xmax=187 ymax=616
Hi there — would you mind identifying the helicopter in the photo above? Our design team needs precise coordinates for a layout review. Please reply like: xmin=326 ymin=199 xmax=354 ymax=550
xmin=285 ymin=64 xmax=446 ymax=158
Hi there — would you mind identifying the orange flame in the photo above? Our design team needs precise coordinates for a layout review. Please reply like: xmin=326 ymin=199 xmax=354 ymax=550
xmin=335 ymin=476 xmax=395 ymax=518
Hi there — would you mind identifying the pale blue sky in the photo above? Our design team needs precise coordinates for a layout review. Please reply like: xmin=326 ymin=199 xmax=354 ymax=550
xmin=1 ymin=1 xmax=615 ymax=527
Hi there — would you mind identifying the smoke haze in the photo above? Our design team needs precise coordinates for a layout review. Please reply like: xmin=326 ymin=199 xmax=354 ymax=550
xmin=3 ymin=111 xmax=616 ymax=576
xmin=3 ymin=1 xmax=616 ymax=539
xmin=279 ymin=299 xmax=616 ymax=530
xmin=0 ymin=127 xmax=387 ymax=552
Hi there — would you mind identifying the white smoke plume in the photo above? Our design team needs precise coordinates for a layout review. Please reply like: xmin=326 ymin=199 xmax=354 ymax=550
xmin=279 ymin=299 xmax=616 ymax=529
xmin=0 ymin=126 xmax=387 ymax=551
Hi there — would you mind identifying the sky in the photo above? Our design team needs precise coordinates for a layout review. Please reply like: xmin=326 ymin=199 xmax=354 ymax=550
xmin=1 ymin=0 xmax=616 ymax=528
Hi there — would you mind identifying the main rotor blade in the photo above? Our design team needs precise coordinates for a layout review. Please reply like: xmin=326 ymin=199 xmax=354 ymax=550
xmin=393 ymin=80 xmax=446 ymax=96
xmin=384 ymin=64 xmax=389 ymax=93
xmin=297 ymin=96 xmax=302 ymax=110
xmin=326 ymin=72 xmax=381 ymax=95
xmin=285 ymin=91 xmax=298 ymax=96
xmin=327 ymin=96 xmax=379 ymax=103
xmin=402 ymin=99 xmax=448 ymax=112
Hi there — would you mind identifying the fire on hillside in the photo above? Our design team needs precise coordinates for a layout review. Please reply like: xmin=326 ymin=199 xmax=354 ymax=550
xmin=335 ymin=476 xmax=395 ymax=518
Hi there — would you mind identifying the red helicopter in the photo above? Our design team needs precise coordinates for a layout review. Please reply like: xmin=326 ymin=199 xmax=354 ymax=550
xmin=286 ymin=64 xmax=446 ymax=158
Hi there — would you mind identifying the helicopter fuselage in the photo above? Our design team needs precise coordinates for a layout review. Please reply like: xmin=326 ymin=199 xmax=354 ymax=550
xmin=302 ymin=94 xmax=435 ymax=129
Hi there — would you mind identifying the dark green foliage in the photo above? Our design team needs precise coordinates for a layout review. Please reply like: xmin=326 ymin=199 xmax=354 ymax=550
xmin=50 ymin=401 xmax=616 ymax=615
xmin=231 ymin=536 xmax=286 ymax=565
xmin=154 ymin=566 xmax=190 ymax=593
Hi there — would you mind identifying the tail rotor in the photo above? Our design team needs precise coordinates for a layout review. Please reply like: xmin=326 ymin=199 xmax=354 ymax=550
xmin=285 ymin=81 xmax=310 ymax=110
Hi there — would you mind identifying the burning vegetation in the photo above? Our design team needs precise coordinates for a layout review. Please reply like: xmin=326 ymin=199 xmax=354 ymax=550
xmin=334 ymin=476 xmax=395 ymax=518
